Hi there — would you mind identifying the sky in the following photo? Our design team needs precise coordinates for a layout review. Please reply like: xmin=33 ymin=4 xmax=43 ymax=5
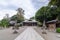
xmin=0 ymin=0 xmax=49 ymax=20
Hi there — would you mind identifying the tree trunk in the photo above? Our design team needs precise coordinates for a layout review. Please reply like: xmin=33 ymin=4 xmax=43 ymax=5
xmin=5 ymin=25 xmax=6 ymax=28
xmin=43 ymin=20 xmax=46 ymax=29
xmin=42 ymin=20 xmax=47 ymax=34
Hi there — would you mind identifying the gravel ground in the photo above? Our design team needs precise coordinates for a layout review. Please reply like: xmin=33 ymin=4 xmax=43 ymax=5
xmin=0 ymin=26 xmax=60 ymax=40
xmin=0 ymin=27 xmax=26 ymax=40
xmin=34 ymin=27 xmax=60 ymax=40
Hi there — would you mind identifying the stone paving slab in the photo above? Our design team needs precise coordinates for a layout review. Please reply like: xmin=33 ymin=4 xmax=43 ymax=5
xmin=15 ymin=27 xmax=44 ymax=40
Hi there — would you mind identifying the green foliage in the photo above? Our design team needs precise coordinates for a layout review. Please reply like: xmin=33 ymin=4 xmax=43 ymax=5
xmin=35 ymin=6 xmax=57 ymax=23
xmin=48 ymin=0 xmax=60 ymax=20
xmin=37 ymin=22 xmax=42 ymax=27
xmin=35 ymin=7 xmax=46 ymax=22
xmin=11 ymin=15 xmax=17 ymax=20
xmin=30 ymin=17 xmax=35 ymax=20
xmin=17 ymin=15 xmax=24 ymax=23
xmin=56 ymin=28 xmax=60 ymax=33
xmin=11 ymin=8 xmax=24 ymax=23
xmin=16 ymin=8 xmax=24 ymax=23
xmin=11 ymin=15 xmax=24 ymax=23
xmin=0 ymin=21 xmax=2 ymax=26
xmin=47 ymin=6 xmax=58 ymax=20
xmin=49 ymin=0 xmax=60 ymax=7
xmin=0 ymin=19 xmax=9 ymax=27
xmin=35 ymin=4 xmax=60 ymax=23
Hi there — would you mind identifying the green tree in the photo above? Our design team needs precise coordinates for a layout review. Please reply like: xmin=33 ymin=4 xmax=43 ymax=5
xmin=35 ymin=0 xmax=60 ymax=23
xmin=0 ymin=19 xmax=9 ymax=28
xmin=30 ymin=17 xmax=35 ymax=20
xmin=49 ymin=0 xmax=60 ymax=7
xmin=17 ymin=8 xmax=24 ymax=23
xmin=35 ymin=6 xmax=58 ymax=23
xmin=11 ymin=15 xmax=17 ymax=20
xmin=11 ymin=8 xmax=24 ymax=23
xmin=35 ymin=6 xmax=49 ymax=23
xmin=48 ymin=0 xmax=60 ymax=20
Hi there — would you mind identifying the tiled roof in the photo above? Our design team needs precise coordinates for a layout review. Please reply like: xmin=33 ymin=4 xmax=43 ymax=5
xmin=47 ymin=20 xmax=57 ymax=23
xmin=23 ymin=20 xmax=37 ymax=22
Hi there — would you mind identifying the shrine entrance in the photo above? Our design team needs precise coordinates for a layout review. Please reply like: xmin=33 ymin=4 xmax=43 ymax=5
xmin=22 ymin=20 xmax=37 ymax=26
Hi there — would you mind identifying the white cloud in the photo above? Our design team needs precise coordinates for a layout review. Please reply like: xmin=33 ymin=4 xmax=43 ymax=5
xmin=0 ymin=9 xmax=17 ymax=20
xmin=0 ymin=0 xmax=49 ymax=20
xmin=0 ymin=0 xmax=8 ymax=7
xmin=0 ymin=0 xmax=36 ymax=20
xmin=38 ymin=0 xmax=47 ymax=2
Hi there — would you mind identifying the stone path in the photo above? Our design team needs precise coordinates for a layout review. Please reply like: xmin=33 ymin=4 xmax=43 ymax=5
xmin=15 ymin=27 xmax=44 ymax=40
xmin=0 ymin=26 xmax=60 ymax=40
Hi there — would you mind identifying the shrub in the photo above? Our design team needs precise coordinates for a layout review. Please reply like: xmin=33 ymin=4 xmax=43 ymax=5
xmin=56 ymin=28 xmax=60 ymax=33
xmin=38 ymin=24 xmax=42 ymax=27
xmin=37 ymin=22 xmax=43 ymax=27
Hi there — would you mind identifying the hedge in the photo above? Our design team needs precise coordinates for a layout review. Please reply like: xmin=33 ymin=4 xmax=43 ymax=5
xmin=56 ymin=28 xmax=60 ymax=33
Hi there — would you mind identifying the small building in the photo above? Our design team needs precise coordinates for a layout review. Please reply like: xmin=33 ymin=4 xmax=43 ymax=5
xmin=46 ymin=20 xmax=60 ymax=32
xmin=9 ymin=20 xmax=16 ymax=26
xmin=22 ymin=20 xmax=37 ymax=26
xmin=9 ymin=19 xmax=38 ymax=27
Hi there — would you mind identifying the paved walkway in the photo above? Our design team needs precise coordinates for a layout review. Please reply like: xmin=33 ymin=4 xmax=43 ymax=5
xmin=0 ymin=26 xmax=60 ymax=40
xmin=15 ymin=27 xmax=44 ymax=40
